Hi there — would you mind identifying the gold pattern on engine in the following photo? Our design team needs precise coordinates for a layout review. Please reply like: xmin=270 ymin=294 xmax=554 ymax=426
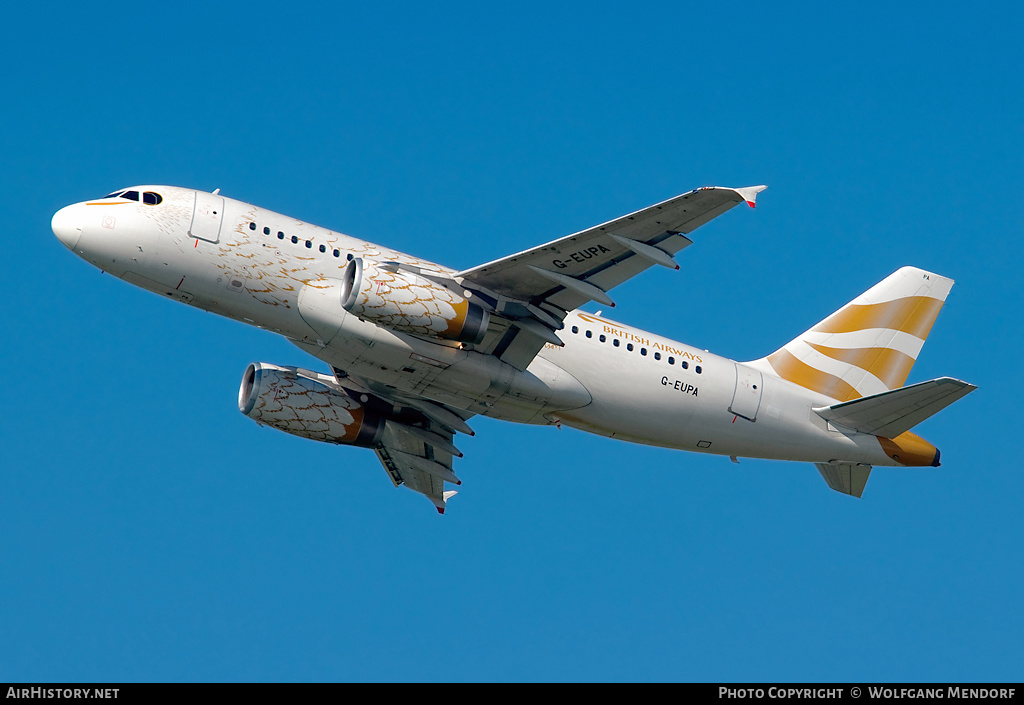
xmin=256 ymin=373 xmax=365 ymax=443
xmin=239 ymin=364 xmax=385 ymax=447
xmin=341 ymin=258 xmax=489 ymax=344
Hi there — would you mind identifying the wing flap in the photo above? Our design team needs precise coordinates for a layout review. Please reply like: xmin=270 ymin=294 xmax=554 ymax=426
xmin=375 ymin=418 xmax=461 ymax=513
xmin=814 ymin=377 xmax=976 ymax=438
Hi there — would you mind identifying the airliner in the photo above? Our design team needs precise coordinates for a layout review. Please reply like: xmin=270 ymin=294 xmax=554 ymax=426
xmin=51 ymin=184 xmax=975 ymax=512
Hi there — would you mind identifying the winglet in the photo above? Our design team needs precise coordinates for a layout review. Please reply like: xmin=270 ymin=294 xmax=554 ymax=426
xmin=734 ymin=185 xmax=767 ymax=208
xmin=434 ymin=490 xmax=459 ymax=514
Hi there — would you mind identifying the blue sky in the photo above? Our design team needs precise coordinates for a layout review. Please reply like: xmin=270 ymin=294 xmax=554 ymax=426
xmin=2 ymin=1 xmax=1021 ymax=682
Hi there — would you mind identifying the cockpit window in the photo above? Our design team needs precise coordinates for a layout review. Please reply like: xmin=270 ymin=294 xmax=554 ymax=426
xmin=100 ymin=188 xmax=162 ymax=204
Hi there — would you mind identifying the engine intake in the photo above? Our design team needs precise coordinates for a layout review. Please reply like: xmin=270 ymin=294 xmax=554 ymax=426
xmin=238 ymin=363 xmax=385 ymax=447
xmin=340 ymin=258 xmax=489 ymax=344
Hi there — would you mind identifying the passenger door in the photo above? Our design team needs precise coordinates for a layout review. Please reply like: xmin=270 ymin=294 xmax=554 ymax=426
xmin=189 ymin=191 xmax=224 ymax=243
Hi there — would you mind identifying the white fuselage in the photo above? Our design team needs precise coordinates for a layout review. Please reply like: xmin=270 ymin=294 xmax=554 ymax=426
xmin=52 ymin=185 xmax=903 ymax=469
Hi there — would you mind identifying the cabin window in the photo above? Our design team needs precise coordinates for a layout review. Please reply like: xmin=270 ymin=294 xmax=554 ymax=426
xmin=291 ymin=235 xmax=299 ymax=244
xmin=627 ymin=343 xmax=634 ymax=352
xmin=696 ymin=366 xmax=702 ymax=374
xmin=682 ymin=361 xmax=689 ymax=369
xmin=333 ymin=250 xmax=340 ymax=258
xmin=305 ymin=240 xmax=312 ymax=249
xmin=319 ymin=244 xmax=326 ymax=253
xmin=264 ymin=227 xmax=270 ymax=235
xmin=668 ymin=356 xmax=675 ymax=365
xmin=585 ymin=330 xmax=592 ymax=338
xmin=599 ymin=334 xmax=606 ymax=343
xmin=640 ymin=348 xmax=647 ymax=356
xmin=613 ymin=339 xmax=620 ymax=347
xmin=249 ymin=222 xmax=256 ymax=231
xmin=277 ymin=232 xmax=284 ymax=240
xmin=571 ymin=326 xmax=579 ymax=334
xmin=654 ymin=352 xmax=661 ymax=360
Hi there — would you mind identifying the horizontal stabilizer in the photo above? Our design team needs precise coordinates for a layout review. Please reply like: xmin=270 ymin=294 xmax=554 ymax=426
xmin=816 ymin=462 xmax=872 ymax=498
xmin=813 ymin=377 xmax=976 ymax=439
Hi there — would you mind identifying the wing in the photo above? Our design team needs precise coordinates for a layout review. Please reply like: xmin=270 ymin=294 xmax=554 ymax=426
xmin=331 ymin=368 xmax=474 ymax=513
xmin=456 ymin=185 xmax=765 ymax=369
xmin=375 ymin=418 xmax=463 ymax=513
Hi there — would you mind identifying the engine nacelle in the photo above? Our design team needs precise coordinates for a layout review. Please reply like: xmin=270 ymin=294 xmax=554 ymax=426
xmin=340 ymin=258 xmax=490 ymax=344
xmin=238 ymin=363 xmax=385 ymax=447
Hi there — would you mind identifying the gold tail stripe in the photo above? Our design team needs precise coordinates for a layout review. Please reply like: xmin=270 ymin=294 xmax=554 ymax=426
xmin=767 ymin=349 xmax=862 ymax=402
xmin=805 ymin=342 xmax=917 ymax=390
xmin=813 ymin=296 xmax=945 ymax=339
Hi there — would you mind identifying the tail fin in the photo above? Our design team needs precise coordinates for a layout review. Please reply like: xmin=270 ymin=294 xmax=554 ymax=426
xmin=753 ymin=267 xmax=954 ymax=402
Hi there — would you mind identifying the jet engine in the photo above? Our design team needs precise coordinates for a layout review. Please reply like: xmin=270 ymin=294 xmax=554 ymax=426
xmin=238 ymin=362 xmax=385 ymax=447
xmin=340 ymin=258 xmax=489 ymax=344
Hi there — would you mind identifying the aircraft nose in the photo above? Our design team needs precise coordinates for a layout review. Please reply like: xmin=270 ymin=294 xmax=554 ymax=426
xmin=52 ymin=204 xmax=83 ymax=250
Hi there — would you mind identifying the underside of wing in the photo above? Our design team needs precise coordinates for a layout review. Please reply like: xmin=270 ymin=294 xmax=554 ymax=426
xmin=375 ymin=419 xmax=462 ymax=513
xmin=333 ymin=368 xmax=474 ymax=513
xmin=455 ymin=185 xmax=765 ymax=369
xmin=458 ymin=186 xmax=764 ymax=304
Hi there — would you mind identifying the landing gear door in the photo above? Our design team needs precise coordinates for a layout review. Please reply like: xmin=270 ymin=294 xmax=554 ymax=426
xmin=190 ymin=192 xmax=224 ymax=243
xmin=729 ymin=363 xmax=763 ymax=422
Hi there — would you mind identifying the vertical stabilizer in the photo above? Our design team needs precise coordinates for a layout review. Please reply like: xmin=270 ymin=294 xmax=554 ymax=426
xmin=753 ymin=267 xmax=953 ymax=402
